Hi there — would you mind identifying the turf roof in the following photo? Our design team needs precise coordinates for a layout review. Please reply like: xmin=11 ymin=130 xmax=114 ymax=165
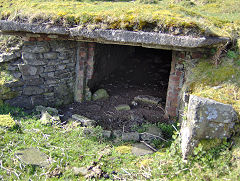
xmin=0 ymin=0 xmax=239 ymax=38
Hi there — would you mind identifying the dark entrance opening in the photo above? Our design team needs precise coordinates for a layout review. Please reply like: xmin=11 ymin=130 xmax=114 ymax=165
xmin=62 ymin=43 xmax=172 ymax=132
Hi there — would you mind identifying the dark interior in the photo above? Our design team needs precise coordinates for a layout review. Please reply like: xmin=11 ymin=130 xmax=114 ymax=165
xmin=61 ymin=44 xmax=172 ymax=131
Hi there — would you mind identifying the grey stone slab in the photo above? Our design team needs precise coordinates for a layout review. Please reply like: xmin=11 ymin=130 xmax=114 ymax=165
xmin=0 ymin=21 xmax=230 ymax=50
xmin=15 ymin=148 xmax=49 ymax=167
xmin=131 ymin=143 xmax=154 ymax=156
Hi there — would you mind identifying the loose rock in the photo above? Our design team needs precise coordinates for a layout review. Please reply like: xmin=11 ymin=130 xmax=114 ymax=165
xmin=102 ymin=130 xmax=112 ymax=138
xmin=134 ymin=95 xmax=162 ymax=105
xmin=115 ymin=104 xmax=131 ymax=111
xmin=72 ymin=114 xmax=96 ymax=127
xmin=73 ymin=167 xmax=89 ymax=176
xmin=92 ymin=89 xmax=109 ymax=101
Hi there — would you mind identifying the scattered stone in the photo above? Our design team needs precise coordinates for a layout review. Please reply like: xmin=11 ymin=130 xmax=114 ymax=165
xmin=140 ymin=125 xmax=163 ymax=142
xmin=102 ymin=130 xmax=112 ymax=138
xmin=131 ymin=143 xmax=154 ymax=156
xmin=73 ymin=167 xmax=89 ymax=176
xmin=122 ymin=132 xmax=140 ymax=141
xmin=40 ymin=111 xmax=60 ymax=125
xmin=15 ymin=148 xmax=49 ymax=167
xmin=36 ymin=105 xmax=58 ymax=115
xmin=83 ymin=127 xmax=94 ymax=135
xmin=113 ymin=130 xmax=122 ymax=139
xmin=134 ymin=95 xmax=162 ymax=105
xmin=92 ymin=89 xmax=109 ymax=101
xmin=115 ymin=104 xmax=131 ymax=111
xmin=181 ymin=95 xmax=238 ymax=159
xmin=72 ymin=114 xmax=96 ymax=127
xmin=131 ymin=101 xmax=138 ymax=106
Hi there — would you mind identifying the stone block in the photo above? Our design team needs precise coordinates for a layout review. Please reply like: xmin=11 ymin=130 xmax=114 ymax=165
xmin=134 ymin=95 xmax=162 ymax=105
xmin=22 ymin=44 xmax=50 ymax=53
xmin=23 ymin=58 xmax=46 ymax=66
xmin=181 ymin=95 xmax=238 ymax=159
xmin=115 ymin=104 xmax=131 ymax=111
xmin=43 ymin=52 xmax=57 ymax=59
xmin=122 ymin=132 xmax=140 ymax=141
xmin=102 ymin=130 xmax=112 ymax=138
xmin=22 ymin=52 xmax=39 ymax=60
xmin=18 ymin=64 xmax=38 ymax=76
xmin=23 ymin=86 xmax=44 ymax=95
xmin=5 ymin=96 xmax=32 ymax=109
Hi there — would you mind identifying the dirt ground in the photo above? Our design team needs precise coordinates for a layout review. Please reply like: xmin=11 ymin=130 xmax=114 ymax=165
xmin=59 ymin=48 xmax=171 ymax=132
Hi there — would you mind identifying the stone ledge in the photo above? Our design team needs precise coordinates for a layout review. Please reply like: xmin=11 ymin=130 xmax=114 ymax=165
xmin=0 ymin=20 xmax=230 ymax=51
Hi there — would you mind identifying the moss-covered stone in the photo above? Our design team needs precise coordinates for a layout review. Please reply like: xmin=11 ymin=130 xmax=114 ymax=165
xmin=115 ymin=145 xmax=132 ymax=154
xmin=0 ymin=114 xmax=16 ymax=128
xmin=199 ymin=138 xmax=222 ymax=151
xmin=92 ymin=89 xmax=109 ymax=101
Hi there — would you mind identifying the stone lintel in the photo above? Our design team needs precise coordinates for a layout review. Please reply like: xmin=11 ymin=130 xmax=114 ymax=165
xmin=0 ymin=20 xmax=230 ymax=51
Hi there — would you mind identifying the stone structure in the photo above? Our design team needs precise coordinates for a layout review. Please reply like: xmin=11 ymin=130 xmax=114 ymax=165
xmin=181 ymin=95 xmax=238 ymax=159
xmin=0 ymin=20 xmax=230 ymax=118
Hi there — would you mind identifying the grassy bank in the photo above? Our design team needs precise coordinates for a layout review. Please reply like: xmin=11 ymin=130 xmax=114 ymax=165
xmin=0 ymin=0 xmax=239 ymax=37
xmin=0 ymin=105 xmax=240 ymax=180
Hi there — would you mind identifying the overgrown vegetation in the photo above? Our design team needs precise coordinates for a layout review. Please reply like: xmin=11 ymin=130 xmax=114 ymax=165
xmin=0 ymin=105 xmax=240 ymax=180
xmin=0 ymin=0 xmax=239 ymax=37
xmin=186 ymin=46 xmax=240 ymax=116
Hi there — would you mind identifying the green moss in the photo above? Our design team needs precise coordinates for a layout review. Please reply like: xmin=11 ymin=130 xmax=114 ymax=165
xmin=0 ymin=114 xmax=16 ymax=128
xmin=0 ymin=0 xmax=238 ymax=37
xmin=115 ymin=145 xmax=132 ymax=154
xmin=199 ymin=138 xmax=222 ymax=151
xmin=0 ymin=69 xmax=18 ymax=100
xmin=186 ymin=56 xmax=240 ymax=117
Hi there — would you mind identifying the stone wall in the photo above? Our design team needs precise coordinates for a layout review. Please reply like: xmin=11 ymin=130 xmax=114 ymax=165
xmin=1 ymin=40 xmax=77 ymax=109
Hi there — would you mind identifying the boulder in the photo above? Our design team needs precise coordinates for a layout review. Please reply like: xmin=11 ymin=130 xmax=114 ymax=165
xmin=181 ymin=95 xmax=238 ymax=159
xmin=92 ymin=89 xmax=109 ymax=101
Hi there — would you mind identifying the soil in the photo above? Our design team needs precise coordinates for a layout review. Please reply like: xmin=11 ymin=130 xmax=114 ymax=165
xmin=59 ymin=48 xmax=171 ymax=132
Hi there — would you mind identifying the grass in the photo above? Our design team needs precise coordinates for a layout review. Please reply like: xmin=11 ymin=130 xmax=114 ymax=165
xmin=0 ymin=0 xmax=239 ymax=37
xmin=0 ymin=104 xmax=240 ymax=180
xmin=185 ymin=48 xmax=240 ymax=116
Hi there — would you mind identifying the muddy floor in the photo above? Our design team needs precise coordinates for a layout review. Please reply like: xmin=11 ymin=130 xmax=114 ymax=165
xmin=59 ymin=48 xmax=171 ymax=132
